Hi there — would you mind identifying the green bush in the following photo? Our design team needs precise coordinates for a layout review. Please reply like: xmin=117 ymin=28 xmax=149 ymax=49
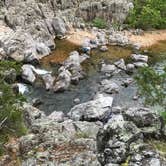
xmin=135 ymin=66 xmax=166 ymax=123
xmin=127 ymin=0 xmax=166 ymax=29
xmin=135 ymin=66 xmax=166 ymax=106
xmin=92 ymin=17 xmax=107 ymax=29
xmin=0 ymin=60 xmax=26 ymax=155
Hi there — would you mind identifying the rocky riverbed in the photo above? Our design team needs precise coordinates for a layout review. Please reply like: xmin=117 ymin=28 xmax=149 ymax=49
xmin=0 ymin=0 xmax=166 ymax=166
xmin=1 ymin=32 xmax=166 ymax=166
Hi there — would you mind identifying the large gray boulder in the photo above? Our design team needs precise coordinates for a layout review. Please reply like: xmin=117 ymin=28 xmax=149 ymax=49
xmin=123 ymin=107 xmax=163 ymax=137
xmin=52 ymin=17 xmax=68 ymax=36
xmin=97 ymin=114 xmax=142 ymax=165
xmin=68 ymin=94 xmax=113 ymax=121
xmin=21 ymin=65 xmax=36 ymax=84
xmin=53 ymin=67 xmax=72 ymax=92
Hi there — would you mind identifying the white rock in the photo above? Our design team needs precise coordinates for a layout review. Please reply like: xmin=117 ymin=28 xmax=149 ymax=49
xmin=21 ymin=65 xmax=36 ymax=84
xmin=131 ymin=54 xmax=148 ymax=63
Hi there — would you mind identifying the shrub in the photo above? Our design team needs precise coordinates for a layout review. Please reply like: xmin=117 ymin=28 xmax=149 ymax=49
xmin=135 ymin=66 xmax=166 ymax=106
xmin=126 ymin=0 xmax=166 ymax=29
xmin=135 ymin=66 xmax=166 ymax=123
xmin=92 ymin=17 xmax=107 ymax=29
xmin=0 ymin=60 xmax=26 ymax=155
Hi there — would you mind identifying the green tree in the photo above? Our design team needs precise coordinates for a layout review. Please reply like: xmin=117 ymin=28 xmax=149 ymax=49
xmin=127 ymin=0 xmax=166 ymax=29
xmin=0 ymin=61 xmax=26 ymax=155
xmin=135 ymin=66 xmax=166 ymax=123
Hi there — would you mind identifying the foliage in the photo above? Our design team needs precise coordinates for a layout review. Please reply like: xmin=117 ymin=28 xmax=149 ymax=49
xmin=0 ymin=60 xmax=26 ymax=155
xmin=126 ymin=0 xmax=166 ymax=29
xmin=135 ymin=66 xmax=166 ymax=106
xmin=135 ymin=66 xmax=166 ymax=123
xmin=0 ymin=61 xmax=22 ymax=74
xmin=92 ymin=17 xmax=107 ymax=29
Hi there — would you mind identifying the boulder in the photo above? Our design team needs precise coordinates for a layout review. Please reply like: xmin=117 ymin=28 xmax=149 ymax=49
xmin=23 ymin=103 xmax=46 ymax=127
xmin=101 ymin=64 xmax=118 ymax=75
xmin=114 ymin=58 xmax=126 ymax=71
xmin=53 ymin=68 xmax=72 ymax=92
xmin=12 ymin=83 xmax=28 ymax=94
xmin=76 ymin=0 xmax=133 ymax=24
xmin=133 ymin=62 xmax=148 ymax=68
xmin=131 ymin=54 xmax=148 ymax=63
xmin=41 ymin=74 xmax=55 ymax=90
xmin=21 ymin=65 xmax=36 ymax=84
xmin=68 ymin=94 xmax=113 ymax=121
xmin=123 ymin=107 xmax=163 ymax=137
xmin=100 ymin=79 xmax=119 ymax=94
xmin=97 ymin=114 xmax=142 ymax=165
xmin=52 ymin=17 xmax=67 ymax=36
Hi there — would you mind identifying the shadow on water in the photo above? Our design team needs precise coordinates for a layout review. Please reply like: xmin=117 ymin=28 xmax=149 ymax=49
xmin=27 ymin=39 xmax=166 ymax=115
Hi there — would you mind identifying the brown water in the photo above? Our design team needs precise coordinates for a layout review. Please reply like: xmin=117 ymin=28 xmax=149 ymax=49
xmin=41 ymin=39 xmax=132 ymax=69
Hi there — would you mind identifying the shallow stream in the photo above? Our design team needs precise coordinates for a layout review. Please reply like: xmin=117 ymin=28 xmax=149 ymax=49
xmin=26 ymin=40 xmax=166 ymax=115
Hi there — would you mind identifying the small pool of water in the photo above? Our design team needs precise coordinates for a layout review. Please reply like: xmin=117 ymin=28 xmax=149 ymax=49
xmin=27 ymin=40 xmax=166 ymax=115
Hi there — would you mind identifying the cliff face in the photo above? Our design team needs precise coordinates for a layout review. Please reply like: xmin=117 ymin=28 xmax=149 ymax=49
xmin=0 ymin=0 xmax=133 ymax=62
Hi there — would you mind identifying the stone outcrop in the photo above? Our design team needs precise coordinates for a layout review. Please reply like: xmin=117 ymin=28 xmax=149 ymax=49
xmin=97 ymin=107 xmax=166 ymax=166
xmin=68 ymin=94 xmax=113 ymax=121
xmin=76 ymin=0 xmax=133 ymax=23
xmin=19 ymin=103 xmax=102 ymax=165
xmin=0 ymin=0 xmax=133 ymax=61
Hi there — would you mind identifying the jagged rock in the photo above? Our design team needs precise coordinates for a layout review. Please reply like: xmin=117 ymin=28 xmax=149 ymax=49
xmin=21 ymin=64 xmax=51 ymax=84
xmin=12 ymin=83 xmax=28 ymax=94
xmin=23 ymin=103 xmax=46 ymax=126
xmin=21 ymin=64 xmax=36 ymax=84
xmin=53 ymin=68 xmax=72 ymax=92
xmin=41 ymin=73 xmax=55 ymax=90
xmin=52 ymin=17 xmax=67 ymax=36
xmin=123 ymin=107 xmax=163 ymax=137
xmin=131 ymin=54 xmax=148 ymax=63
xmin=133 ymin=62 xmax=148 ymax=68
xmin=100 ymin=79 xmax=119 ymax=94
xmin=97 ymin=114 xmax=142 ymax=165
xmin=68 ymin=94 xmax=113 ymax=121
xmin=114 ymin=58 xmax=127 ymax=71
xmin=101 ymin=63 xmax=118 ymax=75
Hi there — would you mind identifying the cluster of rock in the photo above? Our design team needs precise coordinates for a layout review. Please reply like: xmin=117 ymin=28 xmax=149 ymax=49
xmin=101 ymin=54 xmax=149 ymax=77
xmin=0 ymin=0 xmax=133 ymax=61
xmin=97 ymin=107 xmax=166 ymax=166
xmin=19 ymin=50 xmax=89 ymax=92
xmin=2 ymin=96 xmax=166 ymax=165
xmin=54 ymin=51 xmax=89 ymax=92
